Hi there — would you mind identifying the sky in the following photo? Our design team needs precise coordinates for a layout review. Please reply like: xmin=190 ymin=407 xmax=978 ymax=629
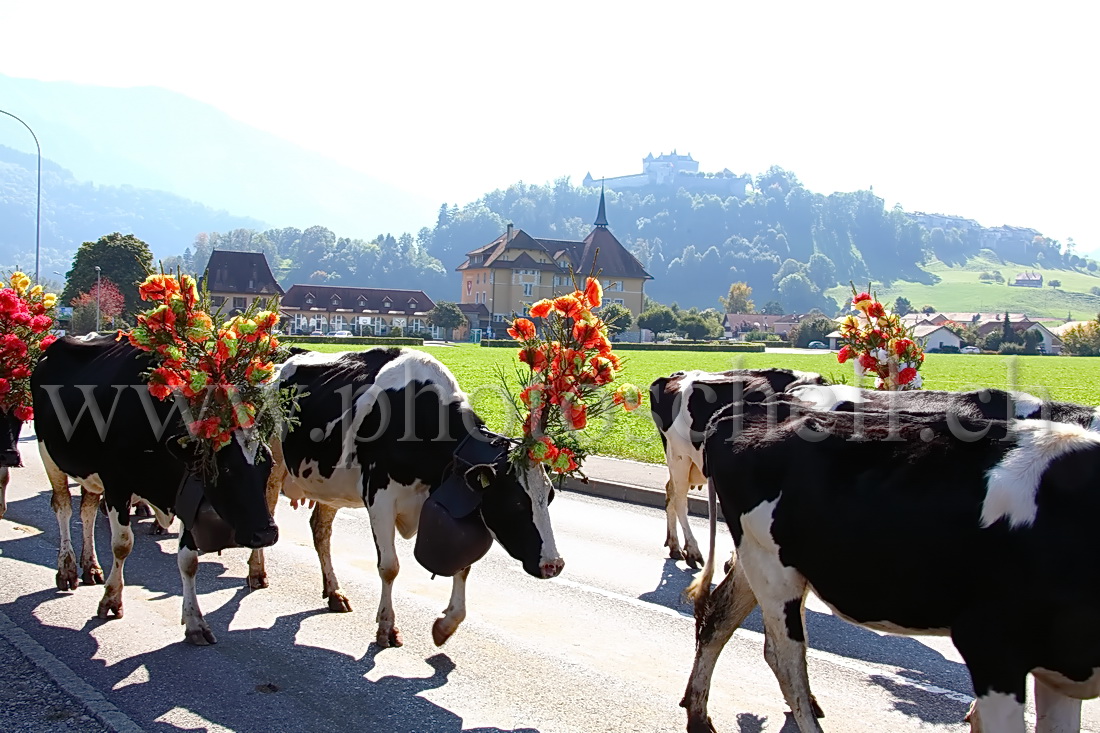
xmin=1 ymin=1 xmax=1097 ymax=249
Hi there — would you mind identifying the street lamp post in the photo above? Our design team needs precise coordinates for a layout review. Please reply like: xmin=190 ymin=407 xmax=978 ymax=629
xmin=0 ymin=108 xmax=42 ymax=284
xmin=94 ymin=266 xmax=101 ymax=332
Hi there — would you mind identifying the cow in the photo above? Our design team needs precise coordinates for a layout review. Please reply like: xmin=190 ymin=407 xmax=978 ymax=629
xmin=649 ymin=368 xmax=827 ymax=567
xmin=248 ymin=347 xmax=564 ymax=648
xmin=31 ymin=335 xmax=279 ymax=645
xmin=0 ymin=410 xmax=23 ymax=521
xmin=683 ymin=397 xmax=1100 ymax=733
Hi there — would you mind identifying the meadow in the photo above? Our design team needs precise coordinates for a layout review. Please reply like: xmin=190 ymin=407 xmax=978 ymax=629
xmin=288 ymin=342 xmax=1100 ymax=464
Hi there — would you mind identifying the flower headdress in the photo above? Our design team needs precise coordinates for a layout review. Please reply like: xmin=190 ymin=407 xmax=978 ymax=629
xmin=122 ymin=272 xmax=293 ymax=474
xmin=506 ymin=276 xmax=642 ymax=477
xmin=0 ymin=272 xmax=58 ymax=421
xmin=836 ymin=284 xmax=925 ymax=390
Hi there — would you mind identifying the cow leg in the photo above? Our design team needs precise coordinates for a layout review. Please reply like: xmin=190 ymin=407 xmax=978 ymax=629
xmin=432 ymin=566 xmax=471 ymax=646
xmin=682 ymin=560 xmax=759 ymax=733
xmin=43 ymin=447 xmax=79 ymax=592
xmin=667 ymin=460 xmax=703 ymax=567
xmin=97 ymin=500 xmax=134 ymax=619
xmin=368 ymin=497 xmax=402 ymax=647
xmin=0 ymin=466 xmax=8 ymax=521
xmin=247 ymin=437 xmax=287 ymax=590
xmin=310 ymin=502 xmax=351 ymax=612
xmin=952 ymin=618 xmax=1028 ymax=733
xmin=664 ymin=478 xmax=684 ymax=562
xmin=1034 ymin=675 xmax=1082 ymax=733
xmin=736 ymin=538 xmax=822 ymax=732
xmin=78 ymin=488 xmax=104 ymax=585
xmin=178 ymin=540 xmax=216 ymax=645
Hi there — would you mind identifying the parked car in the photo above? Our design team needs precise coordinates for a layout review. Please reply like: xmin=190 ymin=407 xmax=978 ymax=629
xmin=808 ymin=341 xmax=827 ymax=349
xmin=332 ymin=330 xmax=352 ymax=337
xmin=961 ymin=346 xmax=981 ymax=354
xmin=309 ymin=330 xmax=324 ymax=336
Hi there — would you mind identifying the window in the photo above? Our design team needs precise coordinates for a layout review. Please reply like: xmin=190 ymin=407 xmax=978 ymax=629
xmin=305 ymin=294 xmax=315 ymax=305
xmin=331 ymin=296 xmax=340 ymax=306
xmin=523 ymin=283 xmax=534 ymax=297
xmin=233 ymin=297 xmax=247 ymax=309
xmin=211 ymin=295 xmax=226 ymax=307
xmin=612 ymin=298 xmax=624 ymax=305
xmin=493 ymin=314 xmax=506 ymax=323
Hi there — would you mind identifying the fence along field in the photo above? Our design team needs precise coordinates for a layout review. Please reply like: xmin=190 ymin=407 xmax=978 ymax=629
xmin=288 ymin=342 xmax=1100 ymax=464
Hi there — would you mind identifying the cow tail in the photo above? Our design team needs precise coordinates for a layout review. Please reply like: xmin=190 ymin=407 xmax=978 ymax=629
xmin=686 ymin=476 xmax=719 ymax=616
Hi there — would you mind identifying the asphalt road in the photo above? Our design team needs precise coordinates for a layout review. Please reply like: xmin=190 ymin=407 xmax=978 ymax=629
xmin=2 ymin=429 xmax=1097 ymax=733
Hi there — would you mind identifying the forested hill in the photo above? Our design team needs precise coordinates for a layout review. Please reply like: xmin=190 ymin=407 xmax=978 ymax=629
xmin=0 ymin=145 xmax=262 ymax=276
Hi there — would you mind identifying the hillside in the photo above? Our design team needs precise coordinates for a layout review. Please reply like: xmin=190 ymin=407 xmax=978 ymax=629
xmin=0 ymin=74 xmax=435 ymax=241
xmin=825 ymin=254 xmax=1100 ymax=320
xmin=0 ymin=145 xmax=262 ymax=275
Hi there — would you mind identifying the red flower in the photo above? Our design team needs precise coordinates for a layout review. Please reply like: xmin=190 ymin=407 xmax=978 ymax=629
xmin=145 ymin=304 xmax=176 ymax=331
xmin=518 ymin=346 xmax=548 ymax=371
xmin=583 ymin=278 xmax=603 ymax=309
xmin=837 ymin=345 xmax=852 ymax=363
xmin=29 ymin=314 xmax=52 ymax=333
xmin=10 ymin=366 xmax=30 ymax=379
xmin=507 ymin=318 xmax=537 ymax=341
xmin=893 ymin=338 xmax=914 ymax=356
xmin=13 ymin=405 xmax=32 ymax=422
xmin=189 ymin=417 xmax=222 ymax=439
xmin=867 ymin=302 xmax=885 ymax=318
xmin=553 ymin=295 xmax=583 ymax=320
xmin=858 ymin=353 xmax=878 ymax=370
xmin=0 ymin=378 xmax=9 ymax=395
xmin=529 ymin=299 xmax=553 ymax=319
xmin=897 ymin=367 xmax=918 ymax=385
xmin=139 ymin=275 xmax=181 ymax=303
xmin=40 ymin=334 xmax=57 ymax=350
xmin=853 ymin=292 xmax=872 ymax=305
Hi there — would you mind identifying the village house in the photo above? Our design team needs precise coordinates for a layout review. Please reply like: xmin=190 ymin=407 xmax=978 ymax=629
xmin=280 ymin=285 xmax=436 ymax=336
xmin=1012 ymin=271 xmax=1044 ymax=288
xmin=455 ymin=190 xmax=652 ymax=335
xmin=722 ymin=313 xmax=801 ymax=340
xmin=199 ymin=250 xmax=284 ymax=314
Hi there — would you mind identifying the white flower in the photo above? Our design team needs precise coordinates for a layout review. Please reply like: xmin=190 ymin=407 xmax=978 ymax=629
xmin=911 ymin=373 xmax=923 ymax=389
xmin=874 ymin=348 xmax=889 ymax=364
xmin=874 ymin=376 xmax=885 ymax=389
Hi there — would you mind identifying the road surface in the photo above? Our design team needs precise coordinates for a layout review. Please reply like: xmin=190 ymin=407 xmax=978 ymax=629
xmin=1 ymin=429 xmax=1095 ymax=733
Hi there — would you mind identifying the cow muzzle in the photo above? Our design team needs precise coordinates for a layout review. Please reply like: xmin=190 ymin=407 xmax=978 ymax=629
xmin=237 ymin=523 xmax=279 ymax=549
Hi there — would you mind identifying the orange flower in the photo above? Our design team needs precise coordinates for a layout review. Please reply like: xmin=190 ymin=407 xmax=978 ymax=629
xmin=145 ymin=304 xmax=176 ymax=331
xmin=507 ymin=317 xmax=537 ymax=341
xmin=583 ymin=278 xmax=602 ymax=308
xmin=553 ymin=294 xmax=583 ymax=320
xmin=139 ymin=275 xmax=181 ymax=303
xmin=179 ymin=275 xmax=199 ymax=307
xmin=189 ymin=418 xmax=221 ymax=439
xmin=518 ymin=346 xmax=548 ymax=371
xmin=529 ymin=299 xmax=554 ymax=319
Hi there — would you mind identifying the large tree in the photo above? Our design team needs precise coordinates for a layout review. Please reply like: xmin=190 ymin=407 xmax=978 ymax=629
xmin=637 ymin=305 xmax=678 ymax=335
xmin=61 ymin=232 xmax=154 ymax=316
xmin=598 ymin=302 xmax=634 ymax=337
xmin=70 ymin=278 xmax=126 ymax=334
xmin=719 ymin=282 xmax=754 ymax=313
xmin=426 ymin=301 xmax=466 ymax=340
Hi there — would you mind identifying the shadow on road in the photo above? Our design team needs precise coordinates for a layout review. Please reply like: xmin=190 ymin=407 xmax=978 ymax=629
xmin=1 ymin=492 xmax=541 ymax=733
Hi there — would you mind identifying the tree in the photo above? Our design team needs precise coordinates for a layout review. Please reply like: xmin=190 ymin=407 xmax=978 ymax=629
xmin=677 ymin=313 xmax=719 ymax=340
xmin=807 ymin=253 xmax=837 ymax=290
xmin=760 ymin=300 xmax=785 ymax=315
xmin=1049 ymin=279 xmax=1062 ymax=289
xmin=1063 ymin=320 xmax=1100 ymax=356
xmin=719 ymin=282 xmax=754 ymax=313
xmin=70 ymin=278 xmax=127 ymax=334
xmin=921 ymin=305 xmax=937 ymax=314
xmin=777 ymin=272 xmax=819 ymax=314
xmin=789 ymin=314 xmax=835 ymax=348
xmin=61 ymin=233 xmax=154 ymax=316
xmin=637 ymin=306 xmax=678 ymax=335
xmin=893 ymin=296 xmax=913 ymax=316
xmin=1002 ymin=310 xmax=1017 ymax=344
xmin=426 ymin=301 xmax=466 ymax=341
xmin=599 ymin=302 xmax=633 ymax=337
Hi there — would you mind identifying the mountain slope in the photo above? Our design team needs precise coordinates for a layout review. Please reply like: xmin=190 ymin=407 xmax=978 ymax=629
xmin=0 ymin=75 xmax=436 ymax=240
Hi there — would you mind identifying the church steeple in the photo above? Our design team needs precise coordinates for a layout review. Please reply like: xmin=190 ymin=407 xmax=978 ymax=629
xmin=594 ymin=183 xmax=608 ymax=227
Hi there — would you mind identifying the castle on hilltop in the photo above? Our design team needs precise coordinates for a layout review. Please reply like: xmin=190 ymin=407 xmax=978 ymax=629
xmin=583 ymin=151 xmax=752 ymax=196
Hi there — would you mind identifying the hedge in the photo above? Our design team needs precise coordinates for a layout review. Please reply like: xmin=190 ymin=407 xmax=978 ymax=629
xmin=285 ymin=335 xmax=425 ymax=346
xmin=479 ymin=339 xmax=765 ymax=352
xmin=747 ymin=339 xmax=791 ymax=348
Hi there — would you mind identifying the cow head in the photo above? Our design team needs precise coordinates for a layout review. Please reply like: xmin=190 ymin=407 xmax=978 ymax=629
xmin=179 ymin=433 xmax=278 ymax=551
xmin=415 ymin=429 xmax=563 ymax=580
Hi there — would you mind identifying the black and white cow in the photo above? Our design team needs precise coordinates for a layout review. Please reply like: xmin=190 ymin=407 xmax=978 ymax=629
xmin=250 ymin=348 xmax=564 ymax=648
xmin=684 ymin=399 xmax=1100 ymax=733
xmin=32 ymin=335 xmax=278 ymax=645
xmin=0 ymin=409 xmax=23 ymax=521
xmin=649 ymin=369 xmax=826 ymax=566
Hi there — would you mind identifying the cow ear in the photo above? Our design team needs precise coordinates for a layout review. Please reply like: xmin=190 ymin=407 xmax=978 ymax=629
xmin=463 ymin=464 xmax=496 ymax=491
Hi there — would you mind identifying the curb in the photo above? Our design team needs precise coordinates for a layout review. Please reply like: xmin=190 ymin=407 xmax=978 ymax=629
xmin=0 ymin=610 xmax=146 ymax=733
xmin=564 ymin=475 xmax=725 ymax=521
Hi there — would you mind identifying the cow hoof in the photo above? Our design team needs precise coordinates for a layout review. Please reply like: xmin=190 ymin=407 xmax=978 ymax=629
xmin=248 ymin=572 xmax=269 ymax=590
xmin=56 ymin=555 xmax=79 ymax=591
xmin=684 ymin=548 xmax=704 ymax=570
xmin=376 ymin=626 xmax=403 ymax=648
xmin=185 ymin=626 xmax=218 ymax=645
xmin=82 ymin=565 xmax=105 ymax=586
xmin=326 ymin=592 xmax=352 ymax=613
xmin=432 ymin=618 xmax=458 ymax=647
xmin=686 ymin=714 xmax=717 ymax=733
xmin=96 ymin=597 xmax=123 ymax=619
xmin=722 ymin=558 xmax=733 ymax=575
xmin=148 ymin=523 xmax=168 ymax=536
xmin=134 ymin=503 xmax=153 ymax=518
xmin=668 ymin=547 xmax=685 ymax=561
xmin=811 ymin=693 xmax=825 ymax=719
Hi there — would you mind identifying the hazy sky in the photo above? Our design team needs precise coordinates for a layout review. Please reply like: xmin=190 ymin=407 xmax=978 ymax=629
xmin=2 ymin=1 xmax=1096 ymax=247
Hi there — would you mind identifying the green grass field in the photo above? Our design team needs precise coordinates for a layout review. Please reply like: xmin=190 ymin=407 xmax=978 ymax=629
xmin=289 ymin=342 xmax=1100 ymax=464
xmin=825 ymin=255 xmax=1100 ymax=320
